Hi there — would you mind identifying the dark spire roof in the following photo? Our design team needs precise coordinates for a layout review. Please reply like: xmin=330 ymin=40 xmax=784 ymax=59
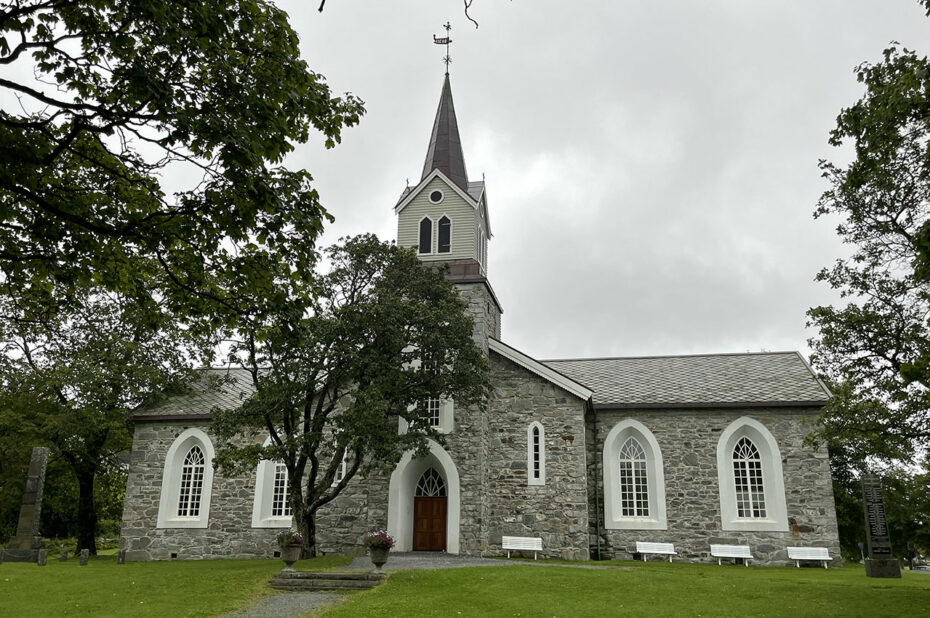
xmin=421 ymin=73 xmax=469 ymax=192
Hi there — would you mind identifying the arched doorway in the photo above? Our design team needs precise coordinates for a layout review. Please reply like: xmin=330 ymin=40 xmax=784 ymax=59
xmin=413 ymin=468 xmax=447 ymax=551
xmin=387 ymin=440 xmax=461 ymax=554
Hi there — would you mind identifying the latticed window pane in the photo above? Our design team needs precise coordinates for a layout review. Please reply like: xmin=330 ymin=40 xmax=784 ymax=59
xmin=732 ymin=437 xmax=766 ymax=518
xmin=618 ymin=437 xmax=649 ymax=517
xmin=426 ymin=398 xmax=441 ymax=427
xmin=177 ymin=446 xmax=205 ymax=517
xmin=415 ymin=467 xmax=447 ymax=497
xmin=532 ymin=425 xmax=541 ymax=479
xmin=271 ymin=462 xmax=292 ymax=517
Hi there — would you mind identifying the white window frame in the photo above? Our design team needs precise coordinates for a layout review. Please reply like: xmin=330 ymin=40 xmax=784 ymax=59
xmin=716 ymin=417 xmax=789 ymax=532
xmin=602 ymin=419 xmax=667 ymax=530
xmin=252 ymin=438 xmax=294 ymax=528
xmin=398 ymin=398 xmax=454 ymax=435
xmin=527 ymin=421 xmax=546 ymax=485
xmin=437 ymin=215 xmax=452 ymax=254
xmin=157 ymin=428 xmax=215 ymax=529
xmin=331 ymin=450 xmax=348 ymax=487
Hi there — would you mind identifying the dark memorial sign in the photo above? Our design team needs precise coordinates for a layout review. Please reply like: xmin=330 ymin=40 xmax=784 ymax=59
xmin=861 ymin=474 xmax=901 ymax=578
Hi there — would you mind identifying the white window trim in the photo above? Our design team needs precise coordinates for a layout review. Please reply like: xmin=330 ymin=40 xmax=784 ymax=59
xmin=716 ymin=417 xmax=789 ymax=532
xmin=157 ymin=428 xmax=215 ymax=529
xmin=527 ymin=421 xmax=546 ymax=485
xmin=429 ymin=189 xmax=445 ymax=204
xmin=331 ymin=451 xmax=348 ymax=487
xmin=398 ymin=398 xmax=454 ymax=435
xmin=602 ymin=419 xmax=667 ymax=530
xmin=251 ymin=437 xmax=294 ymax=528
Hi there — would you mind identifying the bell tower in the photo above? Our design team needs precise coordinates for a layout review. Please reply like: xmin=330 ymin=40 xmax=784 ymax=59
xmin=394 ymin=73 xmax=502 ymax=353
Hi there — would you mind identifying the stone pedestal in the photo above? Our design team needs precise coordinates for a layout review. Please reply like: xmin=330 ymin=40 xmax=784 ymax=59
xmin=865 ymin=558 xmax=902 ymax=578
xmin=1 ymin=447 xmax=50 ymax=564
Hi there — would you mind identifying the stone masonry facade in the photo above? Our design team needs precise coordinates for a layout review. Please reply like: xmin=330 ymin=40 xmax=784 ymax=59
xmin=586 ymin=407 xmax=840 ymax=566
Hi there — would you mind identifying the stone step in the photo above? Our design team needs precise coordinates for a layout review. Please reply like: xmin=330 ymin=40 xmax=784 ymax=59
xmin=269 ymin=571 xmax=386 ymax=592
xmin=275 ymin=571 xmax=384 ymax=581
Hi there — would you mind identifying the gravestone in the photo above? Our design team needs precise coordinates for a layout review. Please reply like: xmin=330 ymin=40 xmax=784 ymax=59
xmin=79 ymin=549 xmax=89 ymax=566
xmin=59 ymin=549 xmax=68 ymax=562
xmin=0 ymin=447 xmax=50 ymax=563
xmin=37 ymin=549 xmax=48 ymax=566
xmin=862 ymin=474 xmax=901 ymax=578
xmin=117 ymin=549 xmax=127 ymax=565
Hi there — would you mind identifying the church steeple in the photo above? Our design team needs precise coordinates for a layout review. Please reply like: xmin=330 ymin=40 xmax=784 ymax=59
xmin=421 ymin=74 xmax=469 ymax=192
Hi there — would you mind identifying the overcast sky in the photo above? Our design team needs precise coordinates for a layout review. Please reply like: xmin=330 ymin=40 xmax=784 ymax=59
xmin=276 ymin=0 xmax=930 ymax=362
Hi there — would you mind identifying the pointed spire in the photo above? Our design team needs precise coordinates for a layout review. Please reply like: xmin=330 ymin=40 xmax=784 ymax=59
xmin=421 ymin=74 xmax=469 ymax=192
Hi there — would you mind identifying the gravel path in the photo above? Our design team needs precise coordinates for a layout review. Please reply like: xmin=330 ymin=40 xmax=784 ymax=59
xmin=221 ymin=591 xmax=341 ymax=618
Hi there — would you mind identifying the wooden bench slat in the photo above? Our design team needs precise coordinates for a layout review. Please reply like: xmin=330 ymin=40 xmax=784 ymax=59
xmin=787 ymin=546 xmax=830 ymax=568
xmin=635 ymin=542 xmax=677 ymax=562
xmin=710 ymin=544 xmax=752 ymax=566
xmin=502 ymin=536 xmax=543 ymax=560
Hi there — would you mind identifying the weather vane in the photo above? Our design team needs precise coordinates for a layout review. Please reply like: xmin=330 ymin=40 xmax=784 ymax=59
xmin=433 ymin=21 xmax=452 ymax=74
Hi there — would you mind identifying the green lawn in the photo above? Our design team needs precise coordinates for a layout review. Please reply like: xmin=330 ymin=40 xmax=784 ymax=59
xmin=1 ymin=556 xmax=927 ymax=617
xmin=318 ymin=561 xmax=930 ymax=618
xmin=0 ymin=554 xmax=348 ymax=617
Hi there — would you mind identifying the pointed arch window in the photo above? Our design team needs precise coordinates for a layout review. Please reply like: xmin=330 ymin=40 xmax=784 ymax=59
xmin=158 ymin=428 xmax=215 ymax=529
xmin=732 ymin=437 xmax=766 ymax=518
xmin=602 ymin=420 xmax=667 ymax=530
xmin=438 ymin=216 xmax=451 ymax=253
xmin=527 ymin=422 xmax=545 ymax=485
xmin=619 ymin=437 xmax=649 ymax=517
xmin=419 ymin=217 xmax=433 ymax=254
xmin=415 ymin=468 xmax=447 ymax=497
xmin=716 ymin=417 xmax=788 ymax=531
xmin=177 ymin=446 xmax=205 ymax=517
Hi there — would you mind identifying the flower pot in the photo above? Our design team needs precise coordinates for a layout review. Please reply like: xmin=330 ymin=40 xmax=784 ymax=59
xmin=370 ymin=547 xmax=389 ymax=571
xmin=279 ymin=544 xmax=303 ymax=571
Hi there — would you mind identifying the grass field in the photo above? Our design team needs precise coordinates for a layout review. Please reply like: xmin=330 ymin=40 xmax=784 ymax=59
xmin=1 ymin=555 xmax=927 ymax=617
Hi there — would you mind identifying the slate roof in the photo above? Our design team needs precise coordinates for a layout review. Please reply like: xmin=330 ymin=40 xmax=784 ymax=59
xmin=132 ymin=368 xmax=255 ymax=420
xmin=421 ymin=73 xmax=469 ymax=192
xmin=542 ymin=351 xmax=829 ymax=408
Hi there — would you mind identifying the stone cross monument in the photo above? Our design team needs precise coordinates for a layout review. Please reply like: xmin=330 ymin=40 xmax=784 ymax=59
xmin=1 ymin=447 xmax=50 ymax=563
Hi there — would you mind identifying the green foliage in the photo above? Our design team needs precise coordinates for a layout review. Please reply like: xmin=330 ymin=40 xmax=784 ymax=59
xmin=212 ymin=235 xmax=491 ymax=554
xmin=0 ymin=0 xmax=363 ymax=315
xmin=0 ymin=279 xmax=209 ymax=552
xmin=809 ymin=37 xmax=930 ymax=454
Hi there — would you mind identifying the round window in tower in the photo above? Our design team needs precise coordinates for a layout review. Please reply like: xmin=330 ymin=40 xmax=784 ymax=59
xmin=429 ymin=190 xmax=444 ymax=204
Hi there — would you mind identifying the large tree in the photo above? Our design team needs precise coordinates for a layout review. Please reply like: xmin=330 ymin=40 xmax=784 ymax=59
xmin=211 ymin=235 xmax=491 ymax=556
xmin=0 ymin=278 xmax=209 ymax=553
xmin=808 ymin=38 xmax=930 ymax=455
xmin=0 ymin=0 xmax=363 ymax=312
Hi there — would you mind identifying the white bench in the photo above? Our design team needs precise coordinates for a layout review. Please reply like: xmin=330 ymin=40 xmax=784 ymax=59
xmin=710 ymin=544 xmax=752 ymax=566
xmin=635 ymin=541 xmax=677 ymax=562
xmin=787 ymin=546 xmax=831 ymax=569
xmin=502 ymin=536 xmax=543 ymax=560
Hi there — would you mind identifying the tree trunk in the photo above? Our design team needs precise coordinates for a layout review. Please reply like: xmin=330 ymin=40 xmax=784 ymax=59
xmin=75 ymin=464 xmax=98 ymax=555
xmin=298 ymin=511 xmax=318 ymax=558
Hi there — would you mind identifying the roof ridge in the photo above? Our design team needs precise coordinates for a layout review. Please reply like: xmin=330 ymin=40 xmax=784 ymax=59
xmin=542 ymin=350 xmax=802 ymax=363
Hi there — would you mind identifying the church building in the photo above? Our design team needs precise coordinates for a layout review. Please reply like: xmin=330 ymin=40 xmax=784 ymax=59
xmin=119 ymin=74 xmax=840 ymax=566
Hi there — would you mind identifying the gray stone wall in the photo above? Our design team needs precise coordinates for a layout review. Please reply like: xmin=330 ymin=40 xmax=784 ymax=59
xmin=586 ymin=408 xmax=841 ymax=566
xmin=120 ymin=422 xmax=279 ymax=561
xmin=485 ymin=353 xmax=591 ymax=560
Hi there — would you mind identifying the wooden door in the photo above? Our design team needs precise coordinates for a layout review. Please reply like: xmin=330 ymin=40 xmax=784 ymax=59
xmin=413 ymin=496 xmax=447 ymax=551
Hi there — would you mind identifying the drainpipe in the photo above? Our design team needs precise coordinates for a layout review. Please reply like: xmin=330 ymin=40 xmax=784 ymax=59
xmin=591 ymin=398 xmax=602 ymax=560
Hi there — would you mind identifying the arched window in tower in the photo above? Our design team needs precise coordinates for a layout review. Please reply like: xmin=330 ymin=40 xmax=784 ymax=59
xmin=438 ymin=216 xmax=451 ymax=253
xmin=732 ymin=437 xmax=766 ymax=518
xmin=177 ymin=446 xmax=205 ymax=517
xmin=618 ymin=437 xmax=649 ymax=517
xmin=415 ymin=468 xmax=447 ymax=497
xmin=419 ymin=217 xmax=433 ymax=254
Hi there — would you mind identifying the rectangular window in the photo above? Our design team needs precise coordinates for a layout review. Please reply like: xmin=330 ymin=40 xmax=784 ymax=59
xmin=271 ymin=463 xmax=291 ymax=517
xmin=426 ymin=398 xmax=441 ymax=427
